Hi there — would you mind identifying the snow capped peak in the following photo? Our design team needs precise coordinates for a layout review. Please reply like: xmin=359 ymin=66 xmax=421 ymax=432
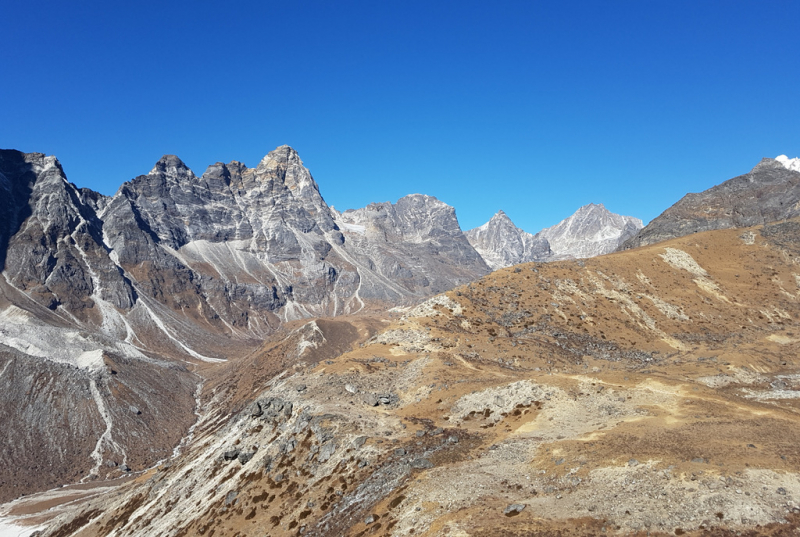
xmin=776 ymin=155 xmax=800 ymax=172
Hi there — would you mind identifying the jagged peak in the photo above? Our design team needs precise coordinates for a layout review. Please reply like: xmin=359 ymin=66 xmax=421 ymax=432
xmin=575 ymin=202 xmax=607 ymax=214
xmin=258 ymin=145 xmax=302 ymax=169
xmin=400 ymin=193 xmax=438 ymax=202
xmin=396 ymin=193 xmax=453 ymax=212
xmin=477 ymin=210 xmax=517 ymax=231
xmin=491 ymin=209 xmax=509 ymax=219
xmin=149 ymin=155 xmax=194 ymax=177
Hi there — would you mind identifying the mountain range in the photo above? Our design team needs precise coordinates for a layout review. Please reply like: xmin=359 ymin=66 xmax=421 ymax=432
xmin=1 ymin=147 xmax=799 ymax=536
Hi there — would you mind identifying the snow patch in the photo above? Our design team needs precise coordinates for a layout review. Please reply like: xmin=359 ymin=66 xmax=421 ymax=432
xmin=75 ymin=349 xmax=105 ymax=371
xmin=340 ymin=222 xmax=366 ymax=234
xmin=776 ymin=155 xmax=800 ymax=172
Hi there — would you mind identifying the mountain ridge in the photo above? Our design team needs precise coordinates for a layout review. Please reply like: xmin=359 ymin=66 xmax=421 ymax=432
xmin=621 ymin=155 xmax=800 ymax=250
xmin=465 ymin=203 xmax=643 ymax=269
xmin=24 ymin=217 xmax=800 ymax=536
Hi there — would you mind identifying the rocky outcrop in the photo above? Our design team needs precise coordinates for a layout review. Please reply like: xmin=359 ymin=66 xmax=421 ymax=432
xmin=539 ymin=203 xmax=643 ymax=259
xmin=621 ymin=156 xmax=800 ymax=250
xmin=464 ymin=210 xmax=551 ymax=270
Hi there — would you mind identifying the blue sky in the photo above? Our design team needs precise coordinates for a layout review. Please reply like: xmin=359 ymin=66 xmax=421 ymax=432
xmin=2 ymin=1 xmax=798 ymax=232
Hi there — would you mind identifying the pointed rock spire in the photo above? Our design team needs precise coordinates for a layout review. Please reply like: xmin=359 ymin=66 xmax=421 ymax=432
xmin=149 ymin=155 xmax=194 ymax=178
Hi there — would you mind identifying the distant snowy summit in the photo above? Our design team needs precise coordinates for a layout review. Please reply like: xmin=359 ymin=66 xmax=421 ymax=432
xmin=465 ymin=203 xmax=643 ymax=269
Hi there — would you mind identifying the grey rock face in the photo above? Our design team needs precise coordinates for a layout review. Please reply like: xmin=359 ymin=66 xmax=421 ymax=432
xmin=465 ymin=210 xmax=551 ymax=270
xmin=1 ymin=145 xmax=490 ymax=353
xmin=0 ymin=150 xmax=135 ymax=317
xmin=333 ymin=194 xmax=490 ymax=301
xmin=621 ymin=157 xmax=800 ymax=250
xmin=540 ymin=203 xmax=643 ymax=259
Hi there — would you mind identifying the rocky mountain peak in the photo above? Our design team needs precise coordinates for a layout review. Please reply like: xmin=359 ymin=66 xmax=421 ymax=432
xmin=576 ymin=202 xmax=605 ymax=213
xmin=488 ymin=209 xmax=512 ymax=223
xmin=465 ymin=210 xmax=551 ymax=270
xmin=257 ymin=144 xmax=302 ymax=169
xmin=149 ymin=154 xmax=194 ymax=178
xmin=622 ymin=155 xmax=800 ymax=250
xmin=539 ymin=203 xmax=643 ymax=259
xmin=254 ymin=145 xmax=321 ymax=197
xmin=200 ymin=162 xmax=232 ymax=186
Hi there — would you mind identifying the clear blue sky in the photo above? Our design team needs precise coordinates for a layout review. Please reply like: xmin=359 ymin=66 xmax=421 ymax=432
xmin=2 ymin=1 xmax=798 ymax=233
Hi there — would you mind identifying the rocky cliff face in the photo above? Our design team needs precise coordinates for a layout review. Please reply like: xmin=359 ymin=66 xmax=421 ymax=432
xmin=539 ymin=203 xmax=643 ymax=259
xmin=621 ymin=156 xmax=800 ymax=250
xmin=333 ymin=194 xmax=490 ymax=300
xmin=464 ymin=210 xmax=551 ymax=270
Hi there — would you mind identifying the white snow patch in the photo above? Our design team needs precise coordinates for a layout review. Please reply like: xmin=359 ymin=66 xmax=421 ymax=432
xmin=340 ymin=222 xmax=366 ymax=234
xmin=0 ymin=518 xmax=44 ymax=537
xmin=776 ymin=155 xmax=800 ymax=172
xmin=75 ymin=349 xmax=105 ymax=371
